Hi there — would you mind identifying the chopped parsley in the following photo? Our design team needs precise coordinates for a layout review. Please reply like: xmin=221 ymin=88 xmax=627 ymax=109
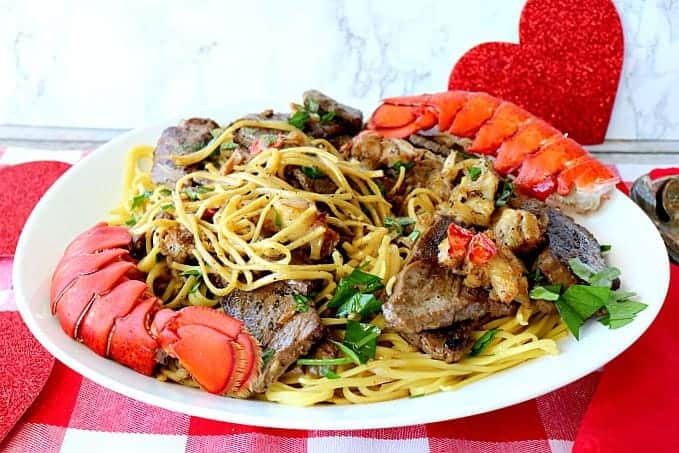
xmin=297 ymin=357 xmax=352 ymax=366
xmin=469 ymin=329 xmax=499 ymax=357
xmin=407 ymin=229 xmax=421 ymax=242
xmin=600 ymin=244 xmax=612 ymax=252
xmin=391 ymin=161 xmax=415 ymax=172
xmin=261 ymin=348 xmax=275 ymax=367
xmin=210 ymin=128 xmax=224 ymax=138
xmin=184 ymin=185 xmax=213 ymax=201
xmin=339 ymin=320 xmax=381 ymax=364
xmin=301 ymin=166 xmax=325 ymax=179
xmin=468 ymin=166 xmax=482 ymax=181
xmin=293 ymin=293 xmax=311 ymax=313
xmin=321 ymin=368 xmax=340 ymax=379
xmin=161 ymin=203 xmax=174 ymax=211
xmin=131 ymin=189 xmax=153 ymax=210
xmin=181 ymin=269 xmax=202 ymax=277
xmin=374 ymin=179 xmax=386 ymax=195
xmin=320 ymin=111 xmax=336 ymax=123
xmin=384 ymin=216 xmax=415 ymax=235
xmin=273 ymin=208 xmax=282 ymax=228
xmin=327 ymin=268 xmax=384 ymax=310
xmin=288 ymin=110 xmax=310 ymax=129
xmin=528 ymin=268 xmax=544 ymax=285
xmin=529 ymin=284 xmax=561 ymax=301
xmin=189 ymin=279 xmax=201 ymax=294
xmin=305 ymin=98 xmax=320 ymax=113
xmin=159 ymin=188 xmax=172 ymax=196
xmin=495 ymin=180 xmax=515 ymax=207
xmin=330 ymin=340 xmax=362 ymax=365
xmin=335 ymin=293 xmax=382 ymax=320
xmin=220 ymin=141 xmax=238 ymax=151
xmin=125 ymin=215 xmax=138 ymax=226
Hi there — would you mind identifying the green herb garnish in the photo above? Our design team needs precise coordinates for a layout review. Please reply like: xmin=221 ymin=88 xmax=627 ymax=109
xmin=293 ymin=293 xmax=311 ymax=313
xmin=528 ymin=268 xmax=543 ymax=285
xmin=181 ymin=269 xmax=202 ymax=277
xmin=468 ymin=166 xmax=482 ymax=181
xmin=320 ymin=111 xmax=336 ymax=123
xmin=407 ymin=230 xmax=421 ymax=242
xmin=220 ymin=141 xmax=238 ymax=151
xmin=495 ymin=180 xmax=515 ymax=207
xmin=183 ymin=185 xmax=213 ymax=201
xmin=306 ymin=98 xmax=320 ymax=113
xmin=131 ymin=189 xmax=153 ymax=210
xmin=529 ymin=284 xmax=562 ymax=301
xmin=289 ymin=110 xmax=310 ymax=129
xmin=296 ymin=357 xmax=353 ymax=366
xmin=273 ymin=208 xmax=282 ymax=228
xmin=321 ymin=368 xmax=341 ymax=379
xmin=600 ymin=244 xmax=611 ymax=252
xmin=340 ymin=320 xmax=381 ymax=363
xmin=335 ymin=293 xmax=382 ymax=320
xmin=330 ymin=340 xmax=362 ymax=365
xmin=189 ymin=279 xmax=201 ymax=294
xmin=384 ymin=216 xmax=415 ymax=235
xmin=327 ymin=268 xmax=384 ymax=310
xmin=261 ymin=348 xmax=275 ymax=367
xmin=469 ymin=329 xmax=499 ymax=356
xmin=125 ymin=215 xmax=138 ymax=226
xmin=391 ymin=161 xmax=415 ymax=172
xmin=161 ymin=203 xmax=174 ymax=211
xmin=301 ymin=166 xmax=325 ymax=179
xmin=159 ymin=188 xmax=172 ymax=196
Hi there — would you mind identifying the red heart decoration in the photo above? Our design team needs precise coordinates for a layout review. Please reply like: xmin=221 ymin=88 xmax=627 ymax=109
xmin=448 ymin=0 xmax=623 ymax=145
xmin=0 ymin=161 xmax=71 ymax=440
xmin=0 ymin=161 xmax=72 ymax=255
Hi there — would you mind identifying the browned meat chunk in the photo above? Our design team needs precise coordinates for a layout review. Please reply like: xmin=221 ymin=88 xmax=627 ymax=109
xmin=221 ymin=281 xmax=322 ymax=393
xmin=151 ymin=118 xmax=219 ymax=186
xmin=412 ymin=214 xmax=453 ymax=261
xmin=383 ymin=260 xmax=513 ymax=333
xmin=302 ymin=90 xmax=363 ymax=142
xmin=343 ymin=131 xmax=424 ymax=170
xmin=305 ymin=339 xmax=339 ymax=377
xmin=286 ymin=167 xmax=338 ymax=194
xmin=492 ymin=208 xmax=545 ymax=253
xmin=158 ymin=224 xmax=194 ymax=263
xmin=400 ymin=321 xmax=476 ymax=363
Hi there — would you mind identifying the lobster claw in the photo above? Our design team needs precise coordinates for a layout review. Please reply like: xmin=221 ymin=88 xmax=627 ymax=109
xmin=151 ymin=306 xmax=260 ymax=396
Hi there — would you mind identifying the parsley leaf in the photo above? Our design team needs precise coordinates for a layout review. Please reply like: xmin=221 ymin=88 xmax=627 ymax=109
xmin=327 ymin=268 xmax=384 ymax=309
xmin=184 ymin=186 xmax=212 ymax=201
xmin=528 ymin=268 xmax=544 ymax=285
xmin=341 ymin=321 xmax=381 ymax=363
xmin=293 ymin=293 xmax=311 ymax=313
xmin=125 ymin=215 xmax=138 ymax=226
xmin=384 ymin=216 xmax=415 ymax=235
xmin=220 ymin=141 xmax=238 ymax=151
xmin=335 ymin=293 xmax=382 ymax=320
xmin=330 ymin=340 xmax=362 ymax=365
xmin=306 ymin=98 xmax=320 ymax=113
xmin=181 ymin=269 xmax=201 ymax=277
xmin=320 ymin=111 xmax=336 ymax=123
xmin=273 ymin=208 xmax=282 ymax=228
xmin=600 ymin=290 xmax=647 ymax=329
xmin=529 ymin=285 xmax=561 ymax=301
xmin=600 ymin=244 xmax=612 ymax=252
xmin=161 ymin=203 xmax=174 ymax=211
xmin=297 ymin=357 xmax=353 ymax=366
xmin=159 ymin=188 xmax=172 ymax=196
xmin=289 ymin=110 xmax=310 ymax=129
xmin=568 ymin=258 xmax=595 ymax=283
xmin=469 ymin=329 xmax=499 ymax=356
xmin=555 ymin=298 xmax=586 ymax=340
xmin=321 ymin=368 xmax=340 ymax=379
xmin=495 ymin=180 xmax=514 ymax=207
xmin=589 ymin=267 xmax=621 ymax=288
xmin=189 ymin=279 xmax=201 ymax=294
xmin=374 ymin=179 xmax=385 ymax=195
xmin=301 ymin=166 xmax=325 ymax=179
xmin=131 ymin=189 xmax=153 ymax=210
xmin=261 ymin=348 xmax=275 ymax=367
xmin=407 ymin=230 xmax=421 ymax=242
xmin=391 ymin=161 xmax=414 ymax=172
xmin=468 ymin=166 xmax=482 ymax=181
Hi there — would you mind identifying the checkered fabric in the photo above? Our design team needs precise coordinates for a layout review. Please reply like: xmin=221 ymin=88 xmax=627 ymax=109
xmin=0 ymin=147 xmax=665 ymax=452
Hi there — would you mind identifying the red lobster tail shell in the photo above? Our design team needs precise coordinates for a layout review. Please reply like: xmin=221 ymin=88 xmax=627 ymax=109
xmin=366 ymin=90 xmax=620 ymax=211
xmin=51 ymin=224 xmax=261 ymax=395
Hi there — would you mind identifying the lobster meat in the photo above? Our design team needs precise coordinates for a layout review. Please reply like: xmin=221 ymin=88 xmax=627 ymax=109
xmin=50 ymin=223 xmax=260 ymax=396
xmin=367 ymin=91 xmax=619 ymax=211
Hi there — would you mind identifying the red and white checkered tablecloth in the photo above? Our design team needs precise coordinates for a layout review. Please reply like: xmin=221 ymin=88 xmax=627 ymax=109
xmin=0 ymin=146 xmax=665 ymax=453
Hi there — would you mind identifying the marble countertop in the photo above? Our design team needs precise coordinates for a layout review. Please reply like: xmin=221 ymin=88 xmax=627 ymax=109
xmin=1 ymin=0 xmax=678 ymax=141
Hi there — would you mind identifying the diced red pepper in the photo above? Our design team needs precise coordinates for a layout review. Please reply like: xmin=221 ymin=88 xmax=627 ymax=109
xmin=202 ymin=208 xmax=217 ymax=221
xmin=447 ymin=223 xmax=474 ymax=261
xmin=468 ymin=233 xmax=497 ymax=265
xmin=249 ymin=133 xmax=284 ymax=155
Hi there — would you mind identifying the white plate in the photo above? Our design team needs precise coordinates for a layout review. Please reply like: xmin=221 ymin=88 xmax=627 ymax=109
xmin=14 ymin=114 xmax=671 ymax=430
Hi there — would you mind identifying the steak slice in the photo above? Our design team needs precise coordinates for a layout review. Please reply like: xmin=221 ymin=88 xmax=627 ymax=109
xmin=400 ymin=320 xmax=476 ymax=363
xmin=151 ymin=118 xmax=219 ymax=186
xmin=412 ymin=214 xmax=453 ymax=261
xmin=220 ymin=281 xmax=322 ymax=393
xmin=302 ymin=90 xmax=363 ymax=141
xmin=383 ymin=260 xmax=513 ymax=333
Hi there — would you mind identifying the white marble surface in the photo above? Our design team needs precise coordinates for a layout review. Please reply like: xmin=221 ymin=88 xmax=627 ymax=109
xmin=0 ymin=0 xmax=678 ymax=140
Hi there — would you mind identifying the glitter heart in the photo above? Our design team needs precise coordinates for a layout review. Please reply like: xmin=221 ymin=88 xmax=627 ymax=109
xmin=448 ymin=0 xmax=623 ymax=145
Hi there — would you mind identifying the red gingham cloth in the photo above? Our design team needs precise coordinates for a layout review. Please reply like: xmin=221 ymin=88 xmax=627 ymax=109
xmin=0 ymin=148 xmax=674 ymax=453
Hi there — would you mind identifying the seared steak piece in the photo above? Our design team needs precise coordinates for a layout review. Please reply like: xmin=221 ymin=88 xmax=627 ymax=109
xmin=407 ymin=134 xmax=454 ymax=156
xmin=158 ymin=224 xmax=194 ymax=263
xmin=412 ymin=214 xmax=453 ymax=261
xmin=151 ymin=118 xmax=219 ymax=186
xmin=535 ymin=207 xmax=614 ymax=288
xmin=286 ymin=167 xmax=338 ymax=194
xmin=400 ymin=321 xmax=476 ymax=363
xmin=302 ymin=90 xmax=363 ymax=141
xmin=383 ymin=260 xmax=513 ymax=333
xmin=220 ymin=281 xmax=323 ymax=393
xmin=233 ymin=112 xmax=290 ymax=152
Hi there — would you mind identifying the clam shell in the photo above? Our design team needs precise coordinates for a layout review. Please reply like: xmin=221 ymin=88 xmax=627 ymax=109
xmin=631 ymin=174 xmax=679 ymax=263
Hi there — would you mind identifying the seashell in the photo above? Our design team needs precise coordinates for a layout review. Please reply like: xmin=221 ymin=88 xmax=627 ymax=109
xmin=631 ymin=174 xmax=679 ymax=263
